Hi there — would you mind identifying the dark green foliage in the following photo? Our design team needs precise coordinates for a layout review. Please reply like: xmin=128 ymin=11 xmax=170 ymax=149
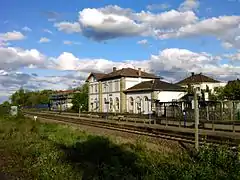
xmin=72 ymin=83 xmax=88 ymax=112
xmin=10 ymin=88 xmax=54 ymax=107
xmin=223 ymin=79 xmax=240 ymax=100
xmin=210 ymin=79 xmax=240 ymax=100
xmin=0 ymin=116 xmax=240 ymax=180
xmin=0 ymin=101 xmax=11 ymax=116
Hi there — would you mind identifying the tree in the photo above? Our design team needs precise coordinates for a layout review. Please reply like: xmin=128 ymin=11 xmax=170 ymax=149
xmin=72 ymin=83 xmax=89 ymax=112
xmin=209 ymin=87 xmax=225 ymax=100
xmin=223 ymin=79 xmax=240 ymax=100
xmin=1 ymin=101 xmax=10 ymax=107
xmin=10 ymin=88 xmax=26 ymax=106
xmin=209 ymin=79 xmax=240 ymax=100
xmin=10 ymin=88 xmax=53 ymax=107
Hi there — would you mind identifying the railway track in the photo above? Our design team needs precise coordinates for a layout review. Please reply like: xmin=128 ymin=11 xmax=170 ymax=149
xmin=24 ymin=111 xmax=240 ymax=146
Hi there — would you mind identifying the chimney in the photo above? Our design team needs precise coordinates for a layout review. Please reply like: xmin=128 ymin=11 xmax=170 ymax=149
xmin=113 ymin=67 xmax=117 ymax=72
xmin=138 ymin=68 xmax=141 ymax=77
xmin=191 ymin=72 xmax=194 ymax=76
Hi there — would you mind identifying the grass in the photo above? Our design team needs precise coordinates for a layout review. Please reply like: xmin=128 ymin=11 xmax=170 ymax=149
xmin=0 ymin=115 xmax=240 ymax=180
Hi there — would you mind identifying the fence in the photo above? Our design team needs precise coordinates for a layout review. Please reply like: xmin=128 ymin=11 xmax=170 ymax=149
xmin=155 ymin=100 xmax=240 ymax=122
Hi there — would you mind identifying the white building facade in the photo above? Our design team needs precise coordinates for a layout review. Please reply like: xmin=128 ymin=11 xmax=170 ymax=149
xmin=87 ymin=67 xmax=188 ymax=114
xmin=177 ymin=73 xmax=226 ymax=97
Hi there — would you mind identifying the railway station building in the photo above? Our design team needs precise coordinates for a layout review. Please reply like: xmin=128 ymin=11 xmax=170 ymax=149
xmin=86 ymin=67 xmax=187 ymax=114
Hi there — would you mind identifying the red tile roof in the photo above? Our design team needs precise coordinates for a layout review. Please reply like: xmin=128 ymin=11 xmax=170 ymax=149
xmin=176 ymin=73 xmax=220 ymax=85
xmin=125 ymin=79 xmax=185 ymax=92
xmin=86 ymin=72 xmax=106 ymax=82
xmin=99 ymin=68 xmax=160 ymax=81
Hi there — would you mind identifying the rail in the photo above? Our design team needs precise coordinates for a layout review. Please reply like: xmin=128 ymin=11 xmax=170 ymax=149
xmin=24 ymin=111 xmax=240 ymax=146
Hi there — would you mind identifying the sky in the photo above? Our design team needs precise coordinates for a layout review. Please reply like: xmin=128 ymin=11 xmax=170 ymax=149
xmin=0 ymin=0 xmax=240 ymax=103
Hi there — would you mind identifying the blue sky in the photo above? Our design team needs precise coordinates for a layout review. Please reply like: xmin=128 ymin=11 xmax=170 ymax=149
xmin=0 ymin=0 xmax=240 ymax=102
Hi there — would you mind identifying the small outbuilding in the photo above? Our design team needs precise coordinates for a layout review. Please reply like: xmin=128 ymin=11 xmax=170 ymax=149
xmin=124 ymin=79 xmax=186 ymax=114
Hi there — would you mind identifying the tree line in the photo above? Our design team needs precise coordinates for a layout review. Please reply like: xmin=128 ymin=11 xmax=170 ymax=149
xmin=0 ymin=83 xmax=89 ymax=112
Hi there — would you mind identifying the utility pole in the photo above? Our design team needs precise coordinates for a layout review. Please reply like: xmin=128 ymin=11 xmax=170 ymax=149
xmin=194 ymin=88 xmax=199 ymax=151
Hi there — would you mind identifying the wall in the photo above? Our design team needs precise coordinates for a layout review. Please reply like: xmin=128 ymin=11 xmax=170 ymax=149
xmin=101 ymin=79 xmax=120 ymax=93
xmin=88 ymin=75 xmax=100 ymax=112
xmin=158 ymin=91 xmax=186 ymax=102
xmin=87 ymin=75 xmax=156 ymax=113
xmin=181 ymin=82 xmax=226 ymax=94
xmin=125 ymin=77 xmax=153 ymax=90
xmin=89 ymin=94 xmax=99 ymax=112
xmin=102 ymin=92 xmax=121 ymax=113
xmin=126 ymin=92 xmax=152 ymax=114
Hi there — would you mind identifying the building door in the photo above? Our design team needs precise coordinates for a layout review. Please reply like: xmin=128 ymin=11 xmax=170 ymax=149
xmin=143 ymin=96 xmax=149 ymax=114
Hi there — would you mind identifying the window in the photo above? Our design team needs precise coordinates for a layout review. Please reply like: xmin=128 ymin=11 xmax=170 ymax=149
xmin=91 ymin=85 xmax=93 ymax=93
xmin=136 ymin=97 xmax=141 ymax=114
xmin=95 ymin=84 xmax=97 ymax=93
xmin=103 ymin=83 xmax=107 ymax=92
xmin=109 ymin=98 xmax=113 ymax=110
xmin=130 ymin=97 xmax=134 ymax=106
xmin=115 ymin=97 xmax=120 ymax=112
xmin=109 ymin=81 xmax=112 ymax=92
xmin=115 ymin=81 xmax=119 ymax=91
xmin=94 ymin=98 xmax=98 ymax=111
xmin=129 ymin=97 xmax=134 ymax=113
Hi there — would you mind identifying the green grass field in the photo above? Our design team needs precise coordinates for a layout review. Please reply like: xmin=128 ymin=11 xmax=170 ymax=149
xmin=0 ymin=115 xmax=240 ymax=180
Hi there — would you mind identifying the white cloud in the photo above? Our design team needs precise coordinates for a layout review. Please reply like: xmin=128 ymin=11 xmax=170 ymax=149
xmin=225 ymin=52 xmax=240 ymax=61
xmin=79 ymin=6 xmax=197 ymax=40
xmin=178 ymin=0 xmax=200 ymax=12
xmin=150 ymin=48 xmax=219 ymax=72
xmin=0 ymin=71 xmax=85 ymax=102
xmin=22 ymin=26 xmax=32 ymax=32
xmin=47 ymin=48 xmax=239 ymax=81
xmin=137 ymin=39 xmax=148 ymax=45
xmin=0 ymin=31 xmax=25 ymax=41
xmin=49 ymin=5 xmax=240 ymax=49
xmin=135 ymin=10 xmax=198 ymax=30
xmin=43 ymin=29 xmax=53 ymax=34
xmin=63 ymin=40 xmax=72 ymax=45
xmin=222 ymin=42 xmax=233 ymax=49
xmin=54 ymin=21 xmax=81 ymax=33
xmin=146 ymin=3 xmax=171 ymax=10
xmin=1 ymin=45 xmax=240 ymax=102
xmin=158 ymin=15 xmax=240 ymax=49
xmin=0 ymin=46 xmax=45 ymax=71
xmin=148 ymin=48 xmax=240 ymax=81
xmin=79 ymin=7 xmax=147 ymax=40
xmin=39 ymin=37 xmax=51 ymax=43
xmin=54 ymin=5 xmax=197 ymax=41
xmin=53 ymin=52 xmax=79 ymax=70
xmin=63 ymin=40 xmax=81 ymax=45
